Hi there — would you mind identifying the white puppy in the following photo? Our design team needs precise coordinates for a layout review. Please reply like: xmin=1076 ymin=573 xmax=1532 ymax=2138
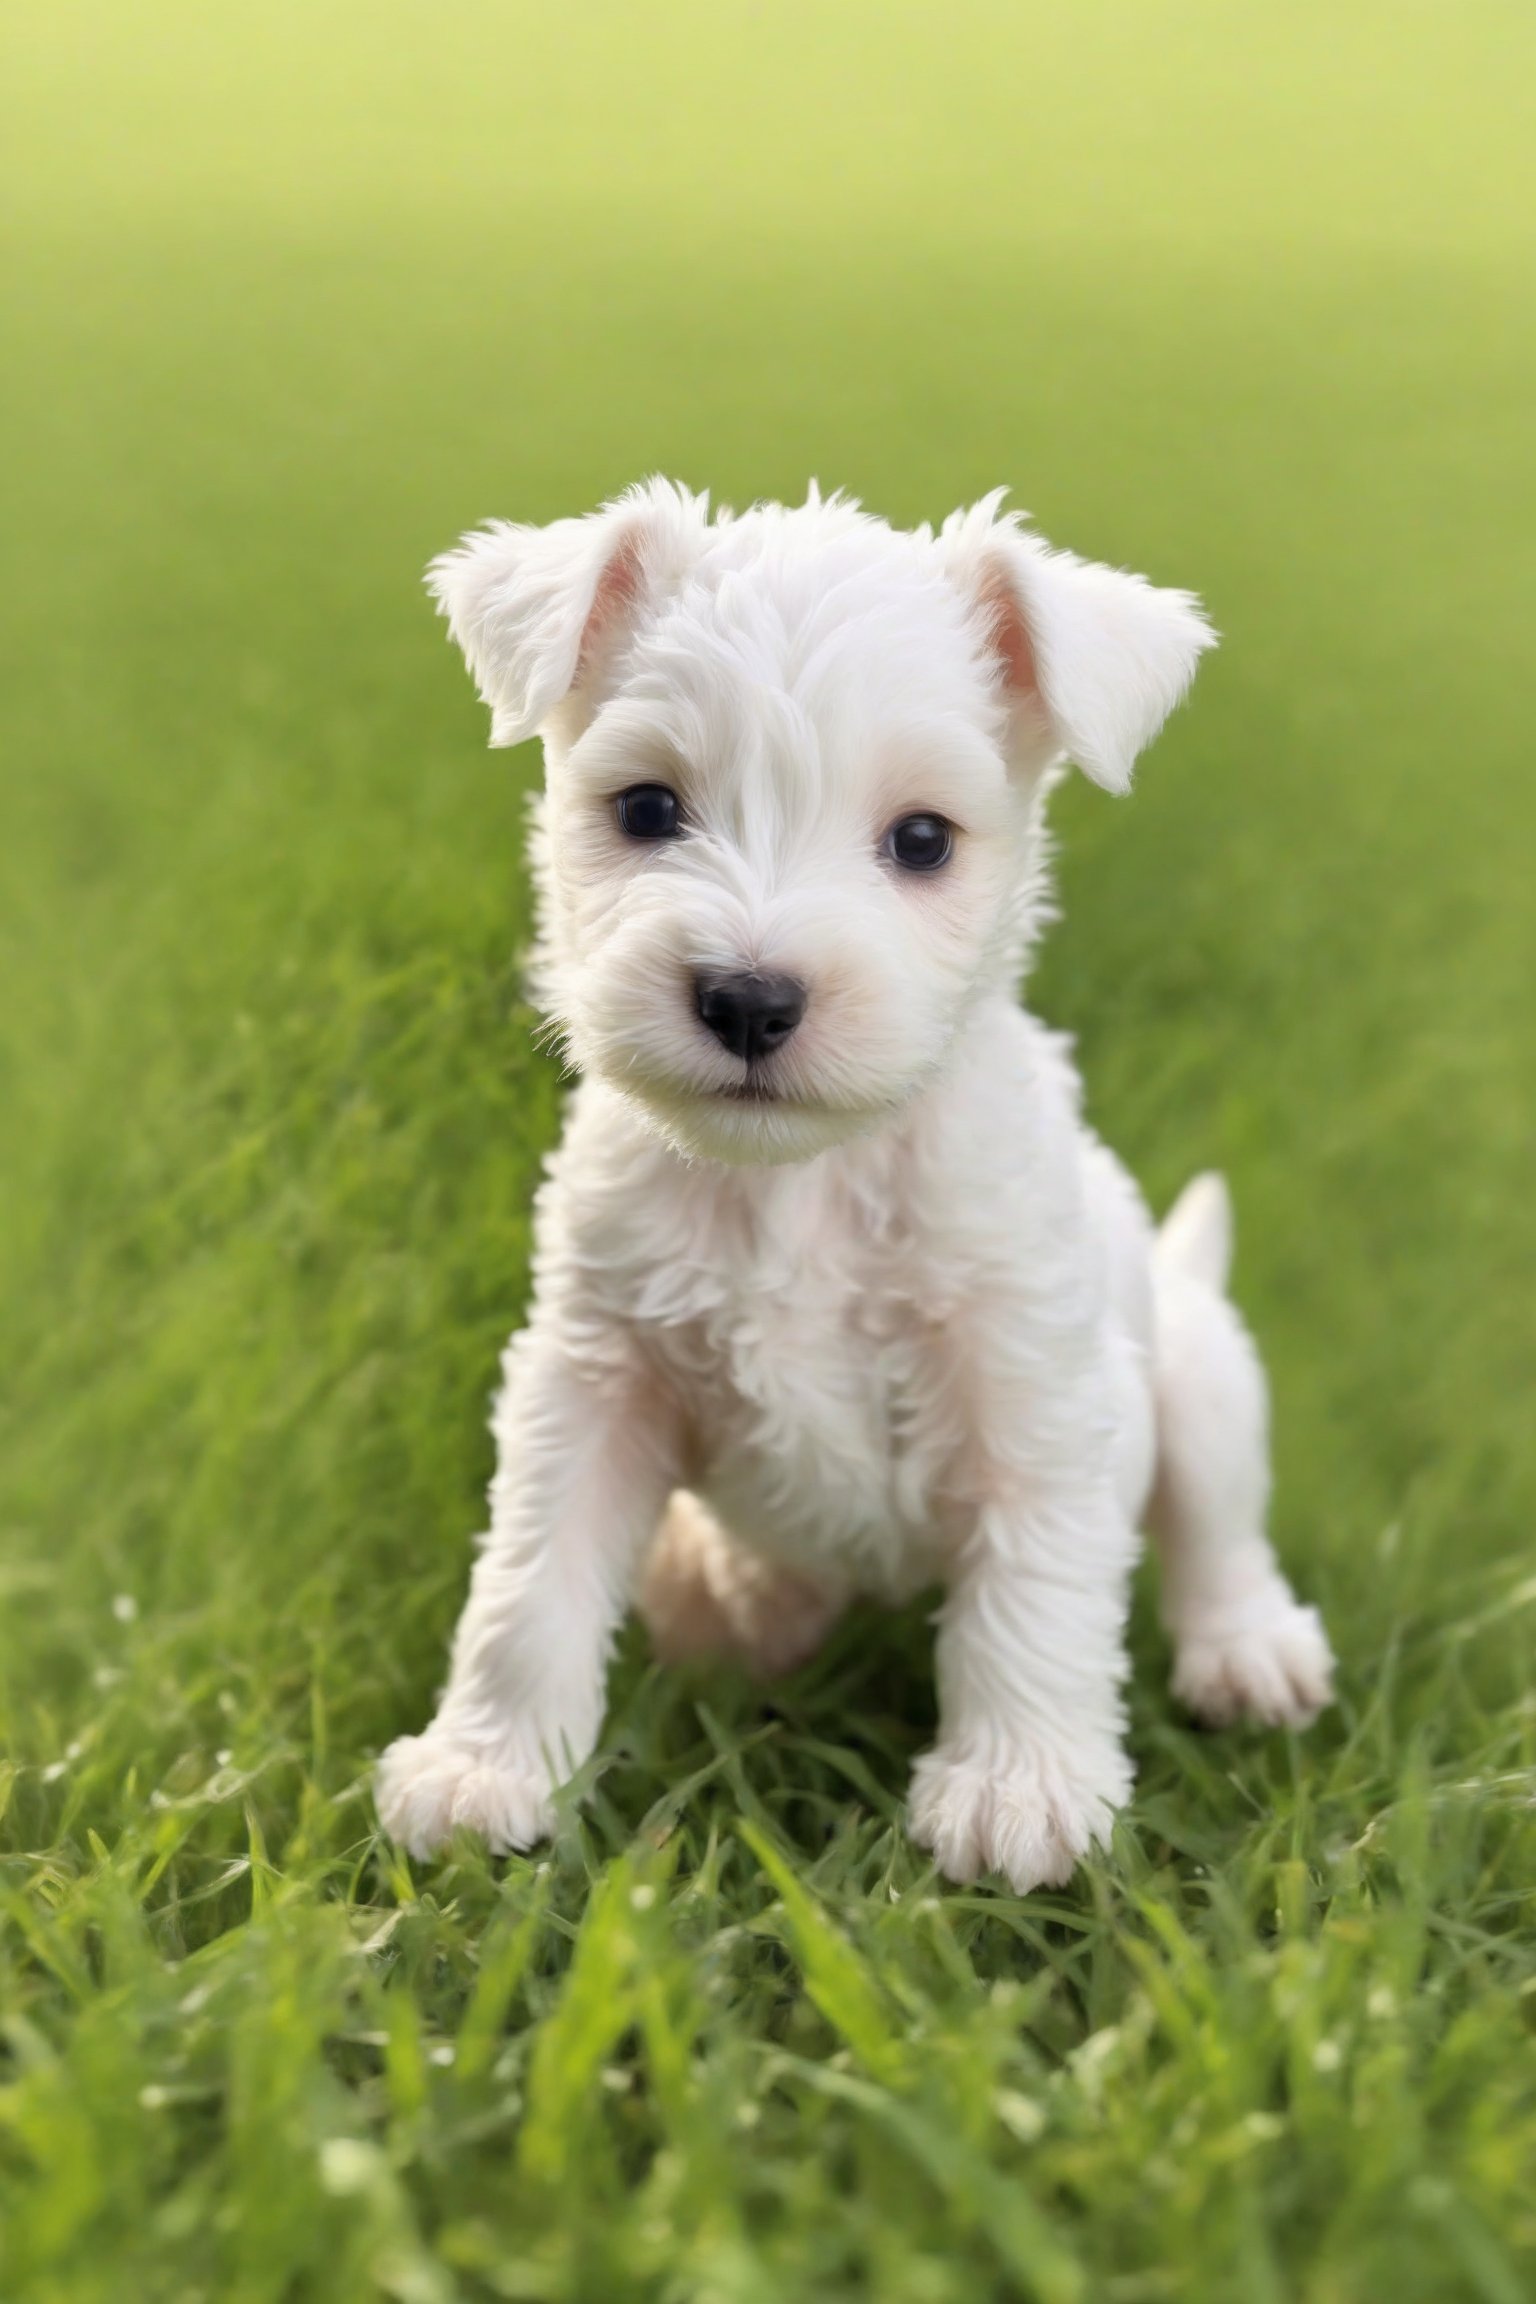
xmin=377 ymin=480 xmax=1334 ymax=1892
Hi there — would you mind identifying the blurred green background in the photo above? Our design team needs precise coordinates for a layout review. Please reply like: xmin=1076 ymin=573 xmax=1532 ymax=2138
xmin=2 ymin=6 xmax=1534 ymax=2299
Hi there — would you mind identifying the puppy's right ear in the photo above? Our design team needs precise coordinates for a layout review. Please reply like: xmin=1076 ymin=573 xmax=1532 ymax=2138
xmin=426 ymin=478 xmax=708 ymax=746
xmin=944 ymin=493 xmax=1215 ymax=794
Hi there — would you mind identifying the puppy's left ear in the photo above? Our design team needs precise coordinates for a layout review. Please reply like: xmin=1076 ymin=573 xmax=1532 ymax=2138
xmin=427 ymin=477 xmax=708 ymax=746
xmin=945 ymin=499 xmax=1216 ymax=793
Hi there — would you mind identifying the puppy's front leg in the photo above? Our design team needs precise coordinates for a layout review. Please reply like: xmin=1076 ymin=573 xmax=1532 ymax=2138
xmin=909 ymin=1485 xmax=1137 ymax=1894
xmin=377 ymin=1327 xmax=678 ymax=1859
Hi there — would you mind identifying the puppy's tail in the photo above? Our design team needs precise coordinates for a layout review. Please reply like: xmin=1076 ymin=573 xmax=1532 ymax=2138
xmin=1154 ymin=1171 xmax=1233 ymax=1295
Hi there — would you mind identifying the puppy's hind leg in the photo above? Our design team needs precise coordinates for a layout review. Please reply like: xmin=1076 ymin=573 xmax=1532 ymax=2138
xmin=1149 ymin=1175 xmax=1335 ymax=1728
xmin=639 ymin=1492 xmax=844 ymax=1679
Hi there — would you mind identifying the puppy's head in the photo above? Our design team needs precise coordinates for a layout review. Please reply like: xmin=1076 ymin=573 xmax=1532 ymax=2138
xmin=429 ymin=481 xmax=1212 ymax=1164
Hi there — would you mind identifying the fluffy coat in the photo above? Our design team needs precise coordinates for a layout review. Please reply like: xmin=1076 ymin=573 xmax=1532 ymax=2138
xmin=376 ymin=481 xmax=1333 ymax=1891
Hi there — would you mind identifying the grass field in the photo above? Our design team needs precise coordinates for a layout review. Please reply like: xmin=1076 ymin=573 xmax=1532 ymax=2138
xmin=3 ymin=4 xmax=1535 ymax=2297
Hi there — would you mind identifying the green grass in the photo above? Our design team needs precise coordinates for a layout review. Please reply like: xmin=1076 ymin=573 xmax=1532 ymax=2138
xmin=3 ymin=4 xmax=1535 ymax=2296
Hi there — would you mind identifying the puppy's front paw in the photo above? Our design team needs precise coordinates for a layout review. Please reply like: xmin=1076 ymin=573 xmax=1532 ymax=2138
xmin=1173 ymin=1589 xmax=1335 ymax=1729
xmin=375 ymin=1730 xmax=556 ymax=1860
xmin=908 ymin=1741 xmax=1131 ymax=1894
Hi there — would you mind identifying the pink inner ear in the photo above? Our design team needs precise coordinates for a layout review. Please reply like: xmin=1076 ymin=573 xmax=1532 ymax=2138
xmin=577 ymin=531 xmax=645 ymax=673
xmin=976 ymin=557 xmax=1041 ymax=704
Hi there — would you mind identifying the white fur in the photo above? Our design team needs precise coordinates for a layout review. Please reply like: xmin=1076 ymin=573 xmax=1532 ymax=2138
xmin=378 ymin=481 xmax=1333 ymax=1891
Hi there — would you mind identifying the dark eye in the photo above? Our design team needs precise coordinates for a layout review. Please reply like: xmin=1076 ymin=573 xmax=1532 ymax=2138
xmin=616 ymin=783 xmax=683 ymax=840
xmin=885 ymin=812 xmax=954 ymax=872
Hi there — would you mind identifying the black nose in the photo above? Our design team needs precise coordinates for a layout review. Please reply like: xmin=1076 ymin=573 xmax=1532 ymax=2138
xmin=694 ymin=969 xmax=807 ymax=1064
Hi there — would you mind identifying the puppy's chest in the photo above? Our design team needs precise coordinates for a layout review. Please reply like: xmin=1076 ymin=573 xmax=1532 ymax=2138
xmin=615 ymin=1185 xmax=955 ymax=1585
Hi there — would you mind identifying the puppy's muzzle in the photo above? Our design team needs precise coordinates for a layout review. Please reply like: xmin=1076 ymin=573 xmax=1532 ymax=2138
xmin=693 ymin=969 xmax=807 ymax=1065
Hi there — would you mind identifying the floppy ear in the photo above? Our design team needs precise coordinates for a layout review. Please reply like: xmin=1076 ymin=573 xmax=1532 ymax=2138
xmin=945 ymin=496 xmax=1215 ymax=793
xmin=426 ymin=477 xmax=708 ymax=746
